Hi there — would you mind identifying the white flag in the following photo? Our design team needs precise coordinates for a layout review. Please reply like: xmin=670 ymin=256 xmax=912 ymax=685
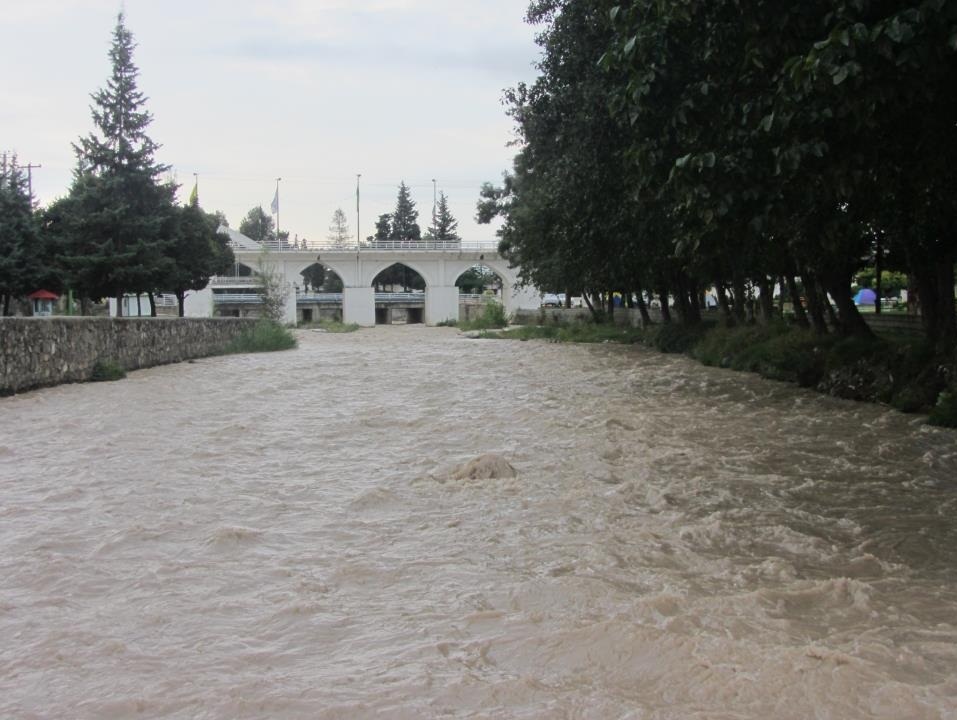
xmin=270 ymin=187 xmax=279 ymax=214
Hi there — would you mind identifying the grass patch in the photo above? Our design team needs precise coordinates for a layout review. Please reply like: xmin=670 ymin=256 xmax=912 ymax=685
xmin=90 ymin=360 xmax=126 ymax=382
xmin=225 ymin=319 xmax=298 ymax=353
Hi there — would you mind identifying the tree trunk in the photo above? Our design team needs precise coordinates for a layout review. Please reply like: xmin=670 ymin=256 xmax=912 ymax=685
xmin=634 ymin=286 xmax=652 ymax=327
xmin=716 ymin=282 xmax=735 ymax=326
xmin=658 ymin=287 xmax=672 ymax=324
xmin=176 ymin=290 xmax=186 ymax=318
xmin=802 ymin=273 xmax=829 ymax=335
xmin=2 ymin=294 xmax=10 ymax=317
xmin=731 ymin=270 xmax=746 ymax=324
xmin=582 ymin=292 xmax=602 ymax=322
xmin=826 ymin=277 xmax=874 ymax=338
xmin=148 ymin=292 xmax=157 ymax=317
xmin=606 ymin=291 xmax=615 ymax=321
xmin=116 ymin=294 xmax=123 ymax=317
xmin=786 ymin=275 xmax=810 ymax=328
xmin=564 ymin=288 xmax=572 ymax=310
xmin=757 ymin=276 xmax=775 ymax=325
xmin=874 ymin=236 xmax=883 ymax=316
xmin=136 ymin=294 xmax=142 ymax=316
xmin=933 ymin=251 xmax=957 ymax=354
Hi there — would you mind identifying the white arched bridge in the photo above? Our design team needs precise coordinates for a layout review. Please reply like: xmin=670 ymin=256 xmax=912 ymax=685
xmin=197 ymin=233 xmax=540 ymax=326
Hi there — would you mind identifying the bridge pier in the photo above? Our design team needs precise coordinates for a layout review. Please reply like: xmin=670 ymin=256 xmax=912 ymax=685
xmin=284 ymin=282 xmax=298 ymax=326
xmin=343 ymin=287 xmax=376 ymax=327
xmin=425 ymin=286 xmax=459 ymax=325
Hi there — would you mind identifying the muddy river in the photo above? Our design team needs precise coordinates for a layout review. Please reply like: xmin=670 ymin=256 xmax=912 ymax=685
xmin=1 ymin=326 xmax=956 ymax=718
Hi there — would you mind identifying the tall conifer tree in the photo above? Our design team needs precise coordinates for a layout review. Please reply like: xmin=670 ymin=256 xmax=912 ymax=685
xmin=389 ymin=182 xmax=421 ymax=242
xmin=425 ymin=191 xmax=460 ymax=244
xmin=59 ymin=12 xmax=174 ymax=313
xmin=0 ymin=158 xmax=44 ymax=315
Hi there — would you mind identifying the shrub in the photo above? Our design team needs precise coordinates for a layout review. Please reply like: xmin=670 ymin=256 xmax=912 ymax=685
xmin=90 ymin=360 xmax=126 ymax=382
xmin=461 ymin=301 xmax=509 ymax=330
xmin=650 ymin=321 xmax=710 ymax=354
xmin=225 ymin=320 xmax=297 ymax=354
xmin=928 ymin=385 xmax=957 ymax=428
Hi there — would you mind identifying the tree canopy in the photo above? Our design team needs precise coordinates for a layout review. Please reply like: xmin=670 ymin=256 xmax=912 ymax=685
xmin=480 ymin=0 xmax=957 ymax=352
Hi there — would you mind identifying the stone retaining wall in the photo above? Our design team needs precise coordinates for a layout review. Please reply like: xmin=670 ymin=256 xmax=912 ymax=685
xmin=0 ymin=317 xmax=257 ymax=395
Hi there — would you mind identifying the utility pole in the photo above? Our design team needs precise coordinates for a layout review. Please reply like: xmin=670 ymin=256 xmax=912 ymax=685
xmin=25 ymin=163 xmax=42 ymax=199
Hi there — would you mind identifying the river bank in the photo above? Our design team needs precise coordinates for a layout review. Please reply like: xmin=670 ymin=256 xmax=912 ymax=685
xmin=478 ymin=321 xmax=957 ymax=428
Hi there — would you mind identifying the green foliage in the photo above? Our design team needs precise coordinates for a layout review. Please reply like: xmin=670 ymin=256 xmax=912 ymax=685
xmin=255 ymin=250 xmax=288 ymax=323
xmin=435 ymin=319 xmax=458 ymax=327
xmin=425 ymin=191 xmax=460 ymax=243
xmin=59 ymin=12 xmax=176 ymax=308
xmin=0 ymin=158 xmax=48 ymax=314
xmin=165 ymin=203 xmax=235 ymax=316
xmin=225 ymin=320 xmax=297 ymax=354
xmin=388 ymin=182 xmax=420 ymax=242
xmin=239 ymin=206 xmax=276 ymax=245
xmin=90 ymin=360 xmax=126 ymax=382
xmin=461 ymin=301 xmax=509 ymax=330
xmin=481 ymin=0 xmax=957 ymax=351
xmin=459 ymin=302 xmax=508 ymax=331
xmin=646 ymin=322 xmax=710 ymax=354
xmin=928 ymin=386 xmax=957 ymax=428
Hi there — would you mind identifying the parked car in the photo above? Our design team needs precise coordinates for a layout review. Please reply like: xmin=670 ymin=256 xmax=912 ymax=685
xmin=541 ymin=293 xmax=564 ymax=307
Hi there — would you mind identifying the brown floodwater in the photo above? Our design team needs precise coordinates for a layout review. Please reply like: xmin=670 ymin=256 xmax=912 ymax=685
xmin=1 ymin=325 xmax=956 ymax=719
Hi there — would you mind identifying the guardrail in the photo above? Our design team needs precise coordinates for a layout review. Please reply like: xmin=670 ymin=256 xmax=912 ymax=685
xmin=229 ymin=240 xmax=500 ymax=253
xmin=210 ymin=276 xmax=260 ymax=287
xmin=216 ymin=292 xmax=429 ymax=305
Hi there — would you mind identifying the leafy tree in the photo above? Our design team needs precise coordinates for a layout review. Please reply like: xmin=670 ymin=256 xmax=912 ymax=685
xmin=425 ymin=191 xmax=460 ymax=244
xmin=301 ymin=263 xmax=325 ymax=292
xmin=327 ymin=208 xmax=352 ymax=246
xmin=239 ymin=206 xmax=275 ymax=245
xmin=164 ymin=203 xmax=235 ymax=316
xmin=389 ymin=181 xmax=421 ymax=242
xmin=58 ymin=12 xmax=176 ymax=314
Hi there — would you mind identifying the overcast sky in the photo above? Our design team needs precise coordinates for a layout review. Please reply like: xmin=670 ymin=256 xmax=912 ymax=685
xmin=2 ymin=1 xmax=540 ymax=245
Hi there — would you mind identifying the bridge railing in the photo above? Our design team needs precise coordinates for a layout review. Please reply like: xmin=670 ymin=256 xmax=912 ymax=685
xmin=231 ymin=240 xmax=500 ymax=253
xmin=216 ymin=292 xmax=432 ymax=305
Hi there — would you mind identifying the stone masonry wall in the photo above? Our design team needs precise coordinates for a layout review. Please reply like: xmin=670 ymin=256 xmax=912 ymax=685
xmin=0 ymin=317 xmax=257 ymax=395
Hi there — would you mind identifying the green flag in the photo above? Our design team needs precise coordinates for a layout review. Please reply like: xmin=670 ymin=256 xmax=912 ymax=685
xmin=188 ymin=179 xmax=198 ymax=206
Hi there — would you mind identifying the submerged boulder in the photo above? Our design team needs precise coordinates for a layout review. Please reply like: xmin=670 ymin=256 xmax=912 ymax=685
xmin=452 ymin=453 xmax=517 ymax=480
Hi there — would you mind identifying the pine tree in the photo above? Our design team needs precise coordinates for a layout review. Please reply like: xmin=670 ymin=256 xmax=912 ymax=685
xmin=0 ymin=157 xmax=44 ymax=315
xmin=389 ymin=181 xmax=421 ymax=242
xmin=425 ymin=191 xmax=461 ymax=245
xmin=373 ymin=213 xmax=392 ymax=245
xmin=327 ymin=208 xmax=352 ymax=246
xmin=59 ymin=13 xmax=175 ymax=314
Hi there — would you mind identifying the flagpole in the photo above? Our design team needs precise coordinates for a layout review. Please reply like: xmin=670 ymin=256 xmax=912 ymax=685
xmin=356 ymin=173 xmax=361 ymax=252
xmin=274 ymin=177 xmax=281 ymax=250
